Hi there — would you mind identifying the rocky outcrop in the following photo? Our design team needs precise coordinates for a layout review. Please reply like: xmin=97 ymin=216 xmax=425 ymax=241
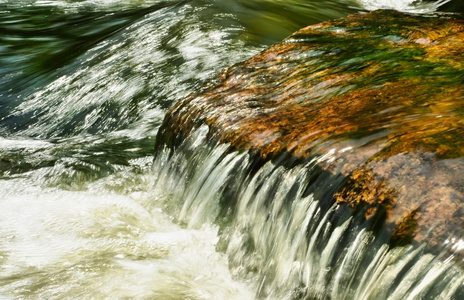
xmin=156 ymin=10 xmax=464 ymax=258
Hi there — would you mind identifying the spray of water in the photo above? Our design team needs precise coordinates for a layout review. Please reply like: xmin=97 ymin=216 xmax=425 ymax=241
xmin=356 ymin=0 xmax=452 ymax=13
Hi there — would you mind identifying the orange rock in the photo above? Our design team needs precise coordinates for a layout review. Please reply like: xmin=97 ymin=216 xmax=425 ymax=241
xmin=157 ymin=10 xmax=464 ymax=259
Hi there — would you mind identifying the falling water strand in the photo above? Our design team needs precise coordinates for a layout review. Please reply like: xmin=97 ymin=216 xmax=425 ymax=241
xmin=152 ymin=126 xmax=464 ymax=299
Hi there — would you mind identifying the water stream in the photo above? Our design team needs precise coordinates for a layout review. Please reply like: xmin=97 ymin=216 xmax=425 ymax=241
xmin=0 ymin=0 xmax=461 ymax=298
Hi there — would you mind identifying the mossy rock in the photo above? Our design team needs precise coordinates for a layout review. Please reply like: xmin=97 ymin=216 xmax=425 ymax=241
xmin=157 ymin=10 xmax=464 ymax=259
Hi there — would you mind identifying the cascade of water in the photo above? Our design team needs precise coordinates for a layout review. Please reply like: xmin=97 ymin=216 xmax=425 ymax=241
xmin=152 ymin=126 xmax=464 ymax=299
xmin=1 ymin=0 xmax=463 ymax=298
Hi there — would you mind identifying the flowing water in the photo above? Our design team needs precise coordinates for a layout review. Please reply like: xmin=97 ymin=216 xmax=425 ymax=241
xmin=0 ymin=0 xmax=461 ymax=299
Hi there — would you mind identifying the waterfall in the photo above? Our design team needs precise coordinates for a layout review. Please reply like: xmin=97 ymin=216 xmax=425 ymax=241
xmin=152 ymin=126 xmax=464 ymax=299
xmin=1 ymin=0 xmax=463 ymax=298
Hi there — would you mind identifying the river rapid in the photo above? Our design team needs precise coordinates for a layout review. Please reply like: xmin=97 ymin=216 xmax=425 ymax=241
xmin=0 ymin=0 xmax=460 ymax=299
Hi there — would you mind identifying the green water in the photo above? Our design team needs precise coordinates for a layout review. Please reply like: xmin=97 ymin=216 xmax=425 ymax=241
xmin=0 ymin=0 xmax=460 ymax=298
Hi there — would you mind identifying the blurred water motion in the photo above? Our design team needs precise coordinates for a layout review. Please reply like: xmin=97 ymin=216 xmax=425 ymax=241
xmin=0 ymin=0 xmax=460 ymax=298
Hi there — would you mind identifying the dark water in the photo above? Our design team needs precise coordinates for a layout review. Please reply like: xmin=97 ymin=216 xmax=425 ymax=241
xmin=0 ymin=0 xmax=460 ymax=298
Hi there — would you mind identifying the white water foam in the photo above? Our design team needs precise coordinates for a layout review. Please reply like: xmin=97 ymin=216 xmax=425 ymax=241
xmin=0 ymin=166 xmax=254 ymax=299
xmin=356 ymin=0 xmax=452 ymax=13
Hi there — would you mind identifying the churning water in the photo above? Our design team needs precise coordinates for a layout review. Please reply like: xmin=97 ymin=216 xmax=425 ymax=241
xmin=0 ymin=0 xmax=460 ymax=299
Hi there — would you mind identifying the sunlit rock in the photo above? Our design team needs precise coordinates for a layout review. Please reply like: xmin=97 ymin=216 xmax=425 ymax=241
xmin=157 ymin=10 xmax=464 ymax=261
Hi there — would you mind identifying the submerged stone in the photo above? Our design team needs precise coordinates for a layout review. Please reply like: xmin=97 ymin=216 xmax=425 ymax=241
xmin=157 ymin=10 xmax=464 ymax=260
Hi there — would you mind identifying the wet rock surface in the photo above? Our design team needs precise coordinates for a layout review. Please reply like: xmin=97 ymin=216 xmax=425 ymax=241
xmin=157 ymin=10 xmax=464 ymax=260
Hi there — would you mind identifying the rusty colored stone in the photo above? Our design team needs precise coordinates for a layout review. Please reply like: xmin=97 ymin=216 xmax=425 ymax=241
xmin=335 ymin=167 xmax=397 ymax=221
xmin=391 ymin=207 xmax=421 ymax=247
xmin=156 ymin=10 xmax=464 ymax=259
